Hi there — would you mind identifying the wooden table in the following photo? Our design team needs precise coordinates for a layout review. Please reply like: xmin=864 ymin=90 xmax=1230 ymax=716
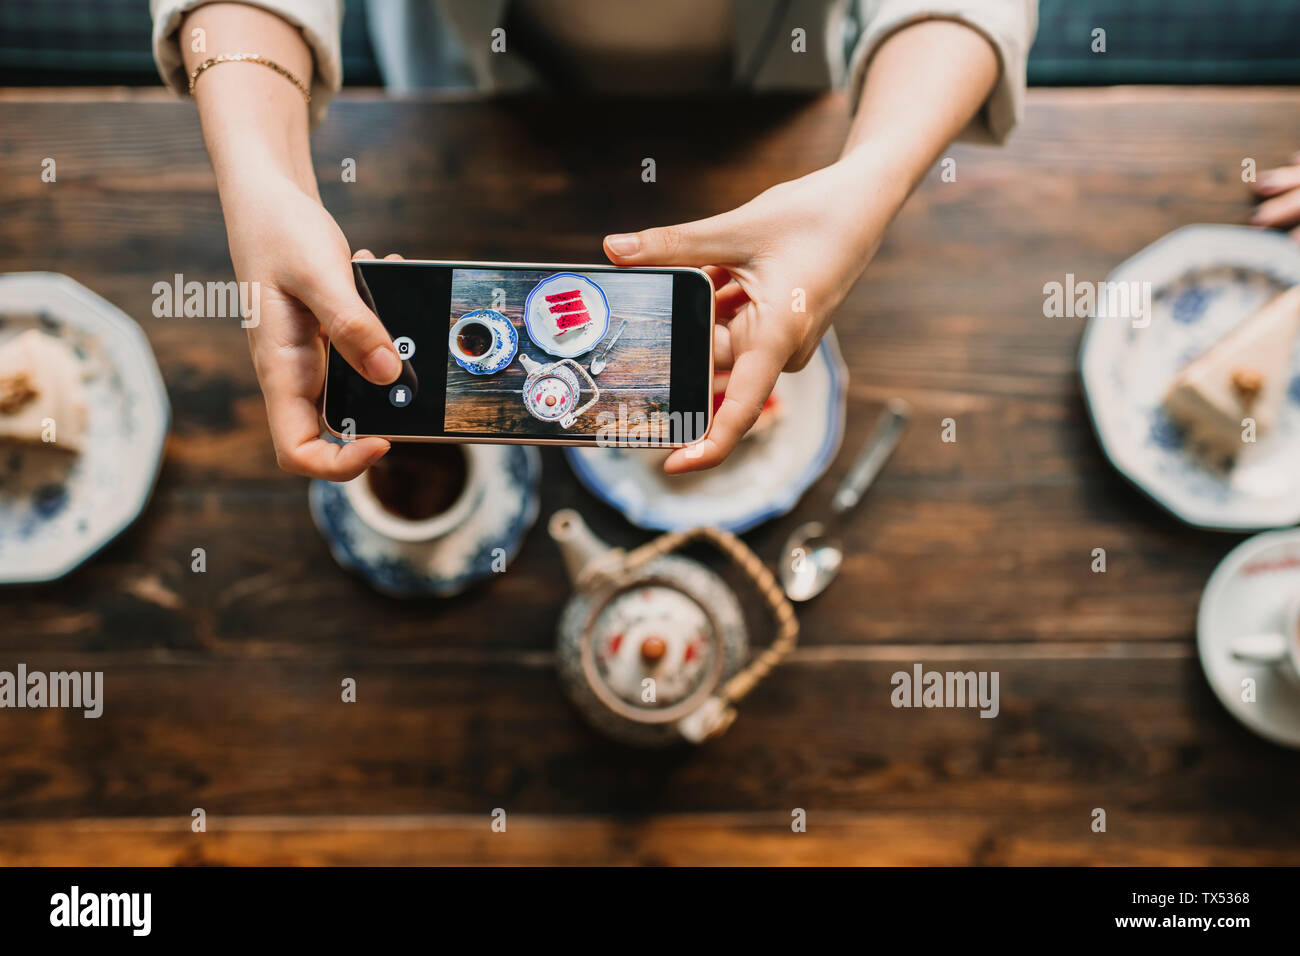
xmin=1 ymin=87 xmax=1299 ymax=866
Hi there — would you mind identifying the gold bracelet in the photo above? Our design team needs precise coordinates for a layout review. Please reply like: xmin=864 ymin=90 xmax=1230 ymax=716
xmin=188 ymin=53 xmax=311 ymax=103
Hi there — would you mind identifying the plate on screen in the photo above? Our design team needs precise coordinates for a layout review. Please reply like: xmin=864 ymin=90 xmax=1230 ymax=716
xmin=523 ymin=273 xmax=610 ymax=358
xmin=1080 ymin=225 xmax=1300 ymax=531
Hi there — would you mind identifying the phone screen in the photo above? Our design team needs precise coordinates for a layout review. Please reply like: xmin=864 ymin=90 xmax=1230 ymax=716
xmin=323 ymin=260 xmax=714 ymax=446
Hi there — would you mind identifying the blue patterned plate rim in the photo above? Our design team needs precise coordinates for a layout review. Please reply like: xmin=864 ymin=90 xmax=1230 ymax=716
xmin=0 ymin=272 xmax=170 ymax=583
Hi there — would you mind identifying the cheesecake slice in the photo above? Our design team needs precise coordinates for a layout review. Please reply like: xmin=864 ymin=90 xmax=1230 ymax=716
xmin=1164 ymin=286 xmax=1300 ymax=461
xmin=0 ymin=329 xmax=88 ymax=452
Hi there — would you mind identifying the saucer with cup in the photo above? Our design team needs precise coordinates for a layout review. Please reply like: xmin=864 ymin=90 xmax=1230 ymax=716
xmin=309 ymin=441 xmax=540 ymax=598
xmin=1198 ymin=527 xmax=1300 ymax=747
xmin=449 ymin=309 xmax=517 ymax=376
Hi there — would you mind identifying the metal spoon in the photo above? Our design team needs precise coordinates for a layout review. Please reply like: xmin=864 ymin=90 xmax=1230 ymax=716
xmin=780 ymin=398 xmax=911 ymax=601
xmin=589 ymin=320 xmax=628 ymax=375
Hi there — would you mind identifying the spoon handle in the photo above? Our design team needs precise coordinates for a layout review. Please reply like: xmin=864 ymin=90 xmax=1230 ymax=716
xmin=596 ymin=320 xmax=628 ymax=361
xmin=831 ymin=398 xmax=911 ymax=514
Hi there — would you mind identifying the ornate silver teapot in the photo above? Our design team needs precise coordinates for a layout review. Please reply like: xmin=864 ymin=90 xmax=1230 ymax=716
xmin=519 ymin=355 xmax=599 ymax=429
xmin=548 ymin=509 xmax=799 ymax=746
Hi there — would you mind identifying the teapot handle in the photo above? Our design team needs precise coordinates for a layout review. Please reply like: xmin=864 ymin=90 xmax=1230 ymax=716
xmin=556 ymin=358 xmax=601 ymax=427
xmin=615 ymin=525 xmax=799 ymax=742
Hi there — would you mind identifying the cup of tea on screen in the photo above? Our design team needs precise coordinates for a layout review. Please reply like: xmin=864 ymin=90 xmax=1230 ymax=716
xmin=449 ymin=309 xmax=514 ymax=370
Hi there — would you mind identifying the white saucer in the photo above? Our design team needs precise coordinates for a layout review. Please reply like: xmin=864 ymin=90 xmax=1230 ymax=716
xmin=1198 ymin=528 xmax=1300 ymax=748
xmin=1081 ymin=225 xmax=1300 ymax=531
xmin=522 ymin=273 xmax=610 ymax=359
xmin=564 ymin=333 xmax=847 ymax=532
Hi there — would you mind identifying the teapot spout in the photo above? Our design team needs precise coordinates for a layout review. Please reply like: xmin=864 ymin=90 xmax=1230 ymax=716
xmin=549 ymin=509 xmax=618 ymax=585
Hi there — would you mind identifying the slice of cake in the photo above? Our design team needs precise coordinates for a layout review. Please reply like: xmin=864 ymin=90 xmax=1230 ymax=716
xmin=554 ymin=311 xmax=592 ymax=336
xmin=546 ymin=288 xmax=592 ymax=337
xmin=548 ymin=299 xmax=587 ymax=314
xmin=0 ymin=329 xmax=88 ymax=452
xmin=1163 ymin=286 xmax=1300 ymax=461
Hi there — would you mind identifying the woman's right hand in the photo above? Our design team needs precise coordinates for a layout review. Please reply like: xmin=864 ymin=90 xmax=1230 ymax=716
xmin=220 ymin=171 xmax=400 ymax=480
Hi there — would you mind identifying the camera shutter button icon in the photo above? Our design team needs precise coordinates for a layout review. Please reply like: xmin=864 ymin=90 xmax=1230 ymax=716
xmin=388 ymin=384 xmax=413 ymax=407
xmin=392 ymin=336 xmax=416 ymax=359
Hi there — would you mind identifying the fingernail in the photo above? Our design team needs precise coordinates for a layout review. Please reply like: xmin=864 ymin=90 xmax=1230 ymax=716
xmin=364 ymin=346 xmax=401 ymax=383
xmin=605 ymin=234 xmax=640 ymax=256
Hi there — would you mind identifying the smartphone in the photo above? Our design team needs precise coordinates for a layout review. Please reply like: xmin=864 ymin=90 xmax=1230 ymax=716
xmin=322 ymin=260 xmax=715 ymax=447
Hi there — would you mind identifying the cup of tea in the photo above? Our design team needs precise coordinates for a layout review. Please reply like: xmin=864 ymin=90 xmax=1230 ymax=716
xmin=343 ymin=442 xmax=483 ymax=543
xmin=448 ymin=309 xmax=516 ymax=373
xmin=1229 ymin=593 xmax=1300 ymax=682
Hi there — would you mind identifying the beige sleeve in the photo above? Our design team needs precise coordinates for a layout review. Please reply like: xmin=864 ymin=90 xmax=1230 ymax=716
xmin=847 ymin=0 xmax=1038 ymax=144
xmin=149 ymin=0 xmax=344 ymax=126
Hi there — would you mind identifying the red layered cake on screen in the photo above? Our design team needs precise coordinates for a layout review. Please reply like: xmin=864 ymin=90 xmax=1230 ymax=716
xmin=545 ymin=288 xmax=592 ymax=337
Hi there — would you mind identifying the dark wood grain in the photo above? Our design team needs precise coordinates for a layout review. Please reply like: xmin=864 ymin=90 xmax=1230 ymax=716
xmin=1 ymin=87 xmax=1299 ymax=865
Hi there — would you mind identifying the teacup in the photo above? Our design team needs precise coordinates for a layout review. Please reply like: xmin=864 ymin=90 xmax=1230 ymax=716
xmin=343 ymin=442 xmax=483 ymax=543
xmin=449 ymin=309 xmax=515 ymax=372
xmin=1229 ymin=593 xmax=1300 ymax=682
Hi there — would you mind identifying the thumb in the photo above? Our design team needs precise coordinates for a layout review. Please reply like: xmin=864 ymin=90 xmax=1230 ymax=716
xmin=604 ymin=208 xmax=749 ymax=267
xmin=296 ymin=267 xmax=400 ymax=385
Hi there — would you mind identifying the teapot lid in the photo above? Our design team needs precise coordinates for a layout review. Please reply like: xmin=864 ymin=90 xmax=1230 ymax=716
xmin=525 ymin=370 xmax=576 ymax=421
xmin=582 ymin=581 xmax=724 ymax=721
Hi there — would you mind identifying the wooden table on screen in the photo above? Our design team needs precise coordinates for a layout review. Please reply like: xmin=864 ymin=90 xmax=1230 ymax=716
xmin=1 ymin=87 xmax=1299 ymax=866
xmin=444 ymin=268 xmax=671 ymax=436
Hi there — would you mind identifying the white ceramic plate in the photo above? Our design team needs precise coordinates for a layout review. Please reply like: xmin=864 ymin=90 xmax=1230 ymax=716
xmin=564 ymin=332 xmax=847 ymax=532
xmin=1081 ymin=225 xmax=1300 ymax=531
xmin=523 ymin=273 xmax=611 ymax=358
xmin=0 ymin=273 xmax=169 ymax=583
xmin=1198 ymin=529 xmax=1300 ymax=748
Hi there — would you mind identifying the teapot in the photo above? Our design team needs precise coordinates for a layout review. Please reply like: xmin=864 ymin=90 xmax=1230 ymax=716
xmin=548 ymin=509 xmax=799 ymax=746
xmin=520 ymin=355 xmax=599 ymax=428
